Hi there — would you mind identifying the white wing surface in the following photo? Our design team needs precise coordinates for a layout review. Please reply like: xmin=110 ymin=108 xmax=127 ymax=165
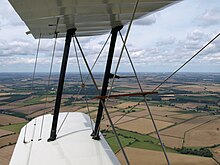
xmin=10 ymin=112 xmax=120 ymax=165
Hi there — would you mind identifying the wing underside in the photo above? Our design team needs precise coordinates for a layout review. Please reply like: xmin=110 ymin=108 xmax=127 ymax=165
xmin=9 ymin=0 xmax=181 ymax=38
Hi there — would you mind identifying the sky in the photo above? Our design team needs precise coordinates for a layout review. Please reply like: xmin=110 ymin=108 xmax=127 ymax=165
xmin=0 ymin=0 xmax=220 ymax=73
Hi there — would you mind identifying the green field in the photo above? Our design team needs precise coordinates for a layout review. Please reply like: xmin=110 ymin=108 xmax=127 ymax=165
xmin=0 ymin=123 xmax=27 ymax=134
xmin=105 ymin=129 xmax=176 ymax=153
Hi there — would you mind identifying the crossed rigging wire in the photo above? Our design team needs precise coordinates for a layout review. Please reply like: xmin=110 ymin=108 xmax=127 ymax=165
xmin=56 ymin=33 xmax=111 ymax=134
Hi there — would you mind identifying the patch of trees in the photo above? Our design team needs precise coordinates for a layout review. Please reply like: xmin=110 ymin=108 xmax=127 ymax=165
xmin=1 ymin=94 xmax=30 ymax=103
xmin=175 ymin=147 xmax=213 ymax=157
xmin=0 ymin=110 xmax=27 ymax=119
xmin=121 ymin=109 xmax=136 ymax=113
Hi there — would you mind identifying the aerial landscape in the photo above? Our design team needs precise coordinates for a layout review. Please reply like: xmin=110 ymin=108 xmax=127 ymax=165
xmin=1 ymin=0 xmax=220 ymax=164
xmin=0 ymin=72 xmax=219 ymax=164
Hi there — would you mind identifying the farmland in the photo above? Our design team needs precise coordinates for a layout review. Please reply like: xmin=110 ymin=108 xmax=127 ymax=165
xmin=0 ymin=72 xmax=219 ymax=164
xmin=117 ymin=147 xmax=217 ymax=165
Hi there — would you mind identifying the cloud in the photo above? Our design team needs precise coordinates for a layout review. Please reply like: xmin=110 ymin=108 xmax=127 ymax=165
xmin=0 ymin=39 xmax=37 ymax=57
xmin=134 ymin=15 xmax=156 ymax=26
xmin=201 ymin=36 xmax=220 ymax=55
xmin=118 ymin=28 xmax=220 ymax=70
xmin=202 ymin=54 xmax=220 ymax=64
xmin=177 ymin=29 xmax=208 ymax=51
xmin=157 ymin=37 xmax=176 ymax=46
xmin=186 ymin=29 xmax=205 ymax=41
xmin=198 ymin=8 xmax=220 ymax=26
xmin=0 ymin=1 xmax=24 ymax=28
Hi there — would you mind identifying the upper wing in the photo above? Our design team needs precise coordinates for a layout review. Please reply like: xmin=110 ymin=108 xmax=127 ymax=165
xmin=9 ymin=0 xmax=181 ymax=38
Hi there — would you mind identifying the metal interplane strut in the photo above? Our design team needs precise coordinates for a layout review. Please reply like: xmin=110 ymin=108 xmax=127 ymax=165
xmin=48 ymin=28 xmax=76 ymax=141
xmin=92 ymin=26 xmax=123 ymax=140
xmin=56 ymin=33 xmax=111 ymax=135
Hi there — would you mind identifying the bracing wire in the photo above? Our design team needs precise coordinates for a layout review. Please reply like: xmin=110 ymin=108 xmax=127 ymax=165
xmin=152 ymin=32 xmax=220 ymax=92
xmin=23 ymin=33 xmax=41 ymax=143
xmin=57 ymin=38 xmax=93 ymax=134
xmin=119 ymin=31 xmax=170 ymax=165
xmin=38 ymin=33 xmax=58 ymax=140
xmin=73 ymin=38 xmax=94 ymax=130
xmin=108 ymin=32 xmax=220 ymax=165
xmin=74 ymin=35 xmax=130 ymax=165
xmin=106 ymin=0 xmax=140 ymax=104
xmin=102 ymin=0 xmax=141 ymax=135
xmin=113 ymin=32 xmax=220 ymax=121
xmin=84 ymin=33 xmax=111 ymax=82
xmin=56 ymin=33 xmax=111 ymax=134
xmin=104 ymin=103 xmax=138 ymax=132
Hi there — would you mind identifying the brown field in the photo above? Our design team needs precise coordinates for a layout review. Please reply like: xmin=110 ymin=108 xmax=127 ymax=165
xmin=175 ymin=102 xmax=206 ymax=109
xmin=12 ymin=103 xmax=54 ymax=114
xmin=28 ymin=105 xmax=84 ymax=118
xmin=174 ymin=84 xmax=220 ymax=93
xmin=0 ymin=97 xmax=10 ymax=101
xmin=204 ymin=84 xmax=220 ymax=92
xmin=0 ymin=93 xmax=11 ymax=97
xmin=27 ymin=107 xmax=54 ymax=118
xmin=105 ymin=108 xmax=120 ymax=113
xmin=88 ymin=111 xmax=97 ymax=119
xmin=212 ymin=147 xmax=220 ymax=163
xmin=148 ymin=106 xmax=183 ymax=117
xmin=115 ymin=102 xmax=139 ymax=109
xmin=126 ymin=108 xmax=180 ymax=119
xmin=0 ymin=114 xmax=26 ymax=125
xmin=0 ymin=134 xmax=18 ymax=147
xmin=161 ymin=97 xmax=176 ymax=101
xmin=60 ymin=105 xmax=81 ymax=111
xmin=117 ymin=118 xmax=174 ymax=134
xmin=150 ymin=134 xmax=183 ymax=148
xmin=0 ymin=129 xmax=14 ymax=137
xmin=170 ymin=113 xmax=202 ymax=120
xmin=117 ymin=147 xmax=218 ymax=165
xmin=184 ymin=118 xmax=220 ymax=147
xmin=103 ymin=115 xmax=137 ymax=126
xmin=160 ymin=116 xmax=217 ymax=139
xmin=68 ymin=106 xmax=95 ymax=113
xmin=61 ymin=94 xmax=74 ymax=99
xmin=0 ymin=145 xmax=15 ymax=165
xmin=149 ymin=105 xmax=181 ymax=112
xmin=174 ymin=85 xmax=207 ymax=92
xmin=108 ymin=111 xmax=125 ymax=118
xmin=146 ymin=115 xmax=184 ymax=124
xmin=127 ymin=110 xmax=148 ymax=117
xmin=0 ymin=86 xmax=13 ymax=91
xmin=0 ymin=105 xmax=18 ymax=110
